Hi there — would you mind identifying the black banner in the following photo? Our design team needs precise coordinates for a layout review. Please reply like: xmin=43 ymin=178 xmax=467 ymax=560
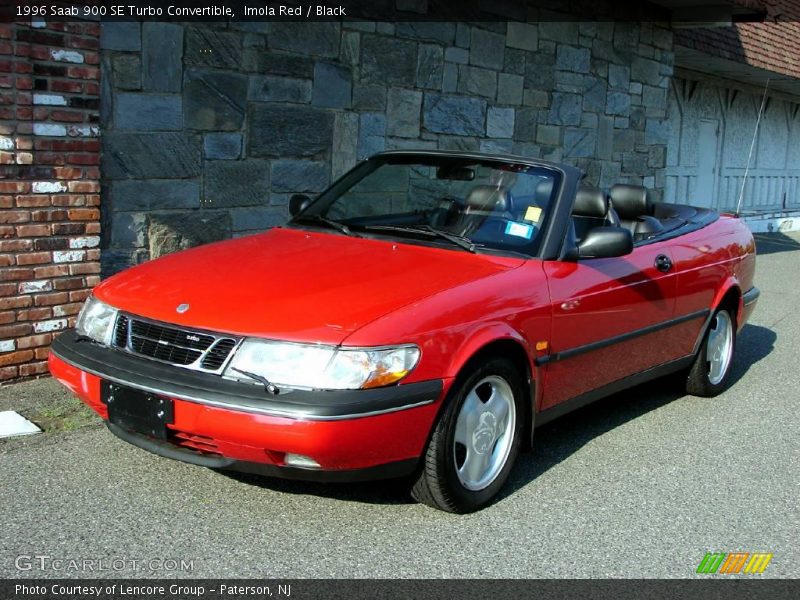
xmin=3 ymin=0 xmax=771 ymax=23
xmin=2 ymin=580 xmax=800 ymax=600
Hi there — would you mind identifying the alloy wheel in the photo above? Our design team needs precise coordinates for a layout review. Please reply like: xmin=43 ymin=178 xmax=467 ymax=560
xmin=453 ymin=375 xmax=517 ymax=491
xmin=707 ymin=310 xmax=734 ymax=385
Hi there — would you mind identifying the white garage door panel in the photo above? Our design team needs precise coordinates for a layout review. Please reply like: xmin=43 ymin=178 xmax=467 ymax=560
xmin=666 ymin=76 xmax=800 ymax=212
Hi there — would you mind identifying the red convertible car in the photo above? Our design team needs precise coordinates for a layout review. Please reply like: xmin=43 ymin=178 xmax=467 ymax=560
xmin=49 ymin=151 xmax=758 ymax=513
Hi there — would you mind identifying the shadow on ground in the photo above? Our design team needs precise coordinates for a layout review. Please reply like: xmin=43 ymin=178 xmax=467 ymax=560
xmin=222 ymin=324 xmax=777 ymax=508
xmin=753 ymin=232 xmax=800 ymax=256
xmin=218 ymin=468 xmax=418 ymax=506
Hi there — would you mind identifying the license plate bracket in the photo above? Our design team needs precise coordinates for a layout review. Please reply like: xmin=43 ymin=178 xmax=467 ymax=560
xmin=102 ymin=381 xmax=173 ymax=440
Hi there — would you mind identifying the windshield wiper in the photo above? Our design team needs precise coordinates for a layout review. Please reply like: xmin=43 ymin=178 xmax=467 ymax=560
xmin=417 ymin=224 xmax=477 ymax=253
xmin=291 ymin=214 xmax=355 ymax=236
xmin=232 ymin=367 xmax=280 ymax=395
xmin=358 ymin=224 xmax=476 ymax=253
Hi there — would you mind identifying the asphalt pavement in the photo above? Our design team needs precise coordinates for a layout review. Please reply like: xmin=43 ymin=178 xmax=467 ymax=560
xmin=1 ymin=231 xmax=798 ymax=579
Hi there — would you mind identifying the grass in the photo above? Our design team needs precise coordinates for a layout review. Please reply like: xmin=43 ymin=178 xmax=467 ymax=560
xmin=26 ymin=395 xmax=99 ymax=433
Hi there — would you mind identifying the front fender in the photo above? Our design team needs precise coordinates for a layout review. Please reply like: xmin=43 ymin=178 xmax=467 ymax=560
xmin=442 ymin=321 xmax=540 ymax=449
xmin=443 ymin=322 xmax=534 ymax=380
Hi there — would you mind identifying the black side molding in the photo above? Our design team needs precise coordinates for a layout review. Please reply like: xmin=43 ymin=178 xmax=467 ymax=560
xmin=52 ymin=330 xmax=443 ymax=420
xmin=536 ymin=309 xmax=709 ymax=365
xmin=536 ymin=355 xmax=694 ymax=427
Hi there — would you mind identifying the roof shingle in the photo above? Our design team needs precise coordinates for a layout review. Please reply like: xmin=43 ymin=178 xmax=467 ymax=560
xmin=675 ymin=1 xmax=800 ymax=80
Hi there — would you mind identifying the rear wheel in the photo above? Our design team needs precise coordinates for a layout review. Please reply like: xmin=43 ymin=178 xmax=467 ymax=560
xmin=411 ymin=357 xmax=525 ymax=513
xmin=685 ymin=307 xmax=736 ymax=397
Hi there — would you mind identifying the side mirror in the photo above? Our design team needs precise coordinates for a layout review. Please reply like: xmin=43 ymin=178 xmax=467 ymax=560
xmin=574 ymin=226 xmax=633 ymax=259
xmin=288 ymin=194 xmax=312 ymax=217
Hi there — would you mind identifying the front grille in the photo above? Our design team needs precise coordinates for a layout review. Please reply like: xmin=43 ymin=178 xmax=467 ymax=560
xmin=113 ymin=314 xmax=238 ymax=373
xmin=201 ymin=338 xmax=237 ymax=370
xmin=114 ymin=314 xmax=129 ymax=347
xmin=130 ymin=320 xmax=215 ymax=352
xmin=130 ymin=335 xmax=202 ymax=365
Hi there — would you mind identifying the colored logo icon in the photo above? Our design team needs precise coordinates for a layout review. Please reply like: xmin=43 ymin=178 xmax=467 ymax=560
xmin=696 ymin=552 xmax=773 ymax=574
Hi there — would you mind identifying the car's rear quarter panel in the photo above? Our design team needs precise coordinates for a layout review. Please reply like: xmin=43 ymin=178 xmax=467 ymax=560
xmin=670 ymin=215 xmax=756 ymax=345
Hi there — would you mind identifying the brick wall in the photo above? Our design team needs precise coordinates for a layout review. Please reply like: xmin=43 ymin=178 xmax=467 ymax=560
xmin=676 ymin=1 xmax=800 ymax=82
xmin=0 ymin=20 xmax=102 ymax=382
xmin=101 ymin=21 xmax=674 ymax=275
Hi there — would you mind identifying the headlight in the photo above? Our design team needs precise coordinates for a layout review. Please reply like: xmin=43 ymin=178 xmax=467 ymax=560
xmin=75 ymin=296 xmax=118 ymax=345
xmin=224 ymin=340 xmax=420 ymax=390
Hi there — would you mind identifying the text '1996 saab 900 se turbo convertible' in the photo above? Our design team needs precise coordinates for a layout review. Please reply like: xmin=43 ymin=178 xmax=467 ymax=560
xmin=49 ymin=151 xmax=759 ymax=513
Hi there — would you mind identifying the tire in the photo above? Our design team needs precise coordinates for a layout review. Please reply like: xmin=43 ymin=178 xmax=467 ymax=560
xmin=685 ymin=306 xmax=736 ymax=397
xmin=411 ymin=357 xmax=525 ymax=513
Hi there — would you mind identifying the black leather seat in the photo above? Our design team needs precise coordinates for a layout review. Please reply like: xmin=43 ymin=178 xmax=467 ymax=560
xmin=464 ymin=185 xmax=512 ymax=213
xmin=609 ymin=184 xmax=664 ymax=241
xmin=507 ymin=178 xmax=553 ymax=221
xmin=571 ymin=187 xmax=620 ymax=242
xmin=455 ymin=185 xmax=512 ymax=237
xmin=534 ymin=178 xmax=554 ymax=206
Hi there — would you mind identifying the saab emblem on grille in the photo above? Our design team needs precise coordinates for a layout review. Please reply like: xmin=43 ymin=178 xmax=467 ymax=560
xmin=185 ymin=334 xmax=201 ymax=342
xmin=176 ymin=303 xmax=190 ymax=313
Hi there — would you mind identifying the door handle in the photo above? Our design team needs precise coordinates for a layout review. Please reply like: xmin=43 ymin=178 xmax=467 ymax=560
xmin=655 ymin=254 xmax=672 ymax=272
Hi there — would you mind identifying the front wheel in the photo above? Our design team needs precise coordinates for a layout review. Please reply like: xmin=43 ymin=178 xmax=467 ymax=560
xmin=685 ymin=307 xmax=736 ymax=397
xmin=411 ymin=357 xmax=525 ymax=513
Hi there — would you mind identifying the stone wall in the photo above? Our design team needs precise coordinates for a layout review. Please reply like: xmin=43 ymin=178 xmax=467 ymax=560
xmin=0 ymin=20 xmax=102 ymax=382
xmin=100 ymin=20 xmax=674 ymax=275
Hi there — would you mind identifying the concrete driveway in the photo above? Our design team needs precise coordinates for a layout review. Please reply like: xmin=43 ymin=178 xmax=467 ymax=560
xmin=1 ymin=232 xmax=798 ymax=579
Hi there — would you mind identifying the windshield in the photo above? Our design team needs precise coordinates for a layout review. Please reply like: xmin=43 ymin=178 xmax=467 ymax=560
xmin=293 ymin=155 xmax=561 ymax=256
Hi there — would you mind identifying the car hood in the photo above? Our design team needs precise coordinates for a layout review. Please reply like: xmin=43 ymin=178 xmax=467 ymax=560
xmin=95 ymin=227 xmax=525 ymax=344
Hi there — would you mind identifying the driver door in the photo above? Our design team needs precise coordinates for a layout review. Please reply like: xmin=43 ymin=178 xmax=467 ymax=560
xmin=540 ymin=240 xmax=679 ymax=410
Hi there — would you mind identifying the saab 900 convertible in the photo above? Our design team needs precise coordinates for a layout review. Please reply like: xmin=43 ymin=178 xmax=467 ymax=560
xmin=49 ymin=151 xmax=758 ymax=513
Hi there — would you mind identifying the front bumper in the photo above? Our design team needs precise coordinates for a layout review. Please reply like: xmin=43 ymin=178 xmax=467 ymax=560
xmin=743 ymin=286 xmax=760 ymax=307
xmin=49 ymin=330 xmax=445 ymax=479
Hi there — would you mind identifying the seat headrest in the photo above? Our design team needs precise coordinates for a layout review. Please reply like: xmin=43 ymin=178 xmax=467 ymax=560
xmin=572 ymin=187 xmax=607 ymax=219
xmin=535 ymin=179 xmax=554 ymax=203
xmin=610 ymin=184 xmax=650 ymax=219
xmin=465 ymin=185 xmax=510 ymax=212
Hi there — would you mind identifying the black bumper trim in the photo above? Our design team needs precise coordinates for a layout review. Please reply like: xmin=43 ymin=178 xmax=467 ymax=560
xmin=743 ymin=286 xmax=760 ymax=307
xmin=52 ymin=330 xmax=443 ymax=420
xmin=106 ymin=422 xmax=418 ymax=482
